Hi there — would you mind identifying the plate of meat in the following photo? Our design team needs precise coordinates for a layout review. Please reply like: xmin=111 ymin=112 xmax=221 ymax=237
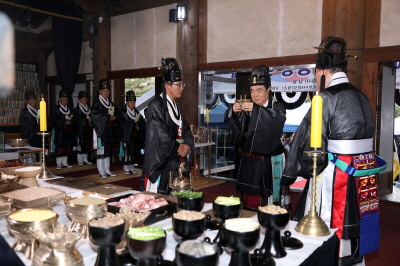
xmin=107 ymin=193 xmax=177 ymax=225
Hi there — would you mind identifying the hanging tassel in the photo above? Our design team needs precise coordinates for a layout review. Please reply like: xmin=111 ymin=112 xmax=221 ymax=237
xmin=273 ymin=92 xmax=277 ymax=103
xmin=320 ymin=74 xmax=326 ymax=91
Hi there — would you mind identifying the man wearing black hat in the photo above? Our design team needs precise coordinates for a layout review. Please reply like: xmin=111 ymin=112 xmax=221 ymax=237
xmin=50 ymin=89 xmax=76 ymax=169
xmin=118 ymin=90 xmax=146 ymax=175
xmin=71 ymin=91 xmax=93 ymax=166
xmin=142 ymin=57 xmax=194 ymax=194
xmin=19 ymin=91 xmax=41 ymax=148
xmin=225 ymin=65 xmax=286 ymax=210
xmin=91 ymin=79 xmax=120 ymax=178
xmin=281 ymin=36 xmax=386 ymax=265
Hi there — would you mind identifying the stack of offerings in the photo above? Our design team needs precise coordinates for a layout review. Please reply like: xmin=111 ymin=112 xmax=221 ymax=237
xmin=107 ymin=192 xmax=177 ymax=225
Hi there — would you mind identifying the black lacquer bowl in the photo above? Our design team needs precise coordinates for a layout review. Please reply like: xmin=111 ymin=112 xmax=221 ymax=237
xmin=257 ymin=210 xmax=289 ymax=258
xmin=175 ymin=240 xmax=219 ymax=266
xmin=222 ymin=225 xmax=260 ymax=266
xmin=172 ymin=216 xmax=206 ymax=241
xmin=177 ymin=194 xmax=205 ymax=212
xmin=212 ymin=201 xmax=242 ymax=222
xmin=127 ymin=234 xmax=166 ymax=266
xmin=212 ymin=201 xmax=242 ymax=251
xmin=88 ymin=221 xmax=125 ymax=266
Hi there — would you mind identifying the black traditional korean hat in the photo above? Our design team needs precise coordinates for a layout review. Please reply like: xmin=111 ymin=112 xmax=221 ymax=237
xmin=315 ymin=36 xmax=349 ymax=72
xmin=249 ymin=65 xmax=271 ymax=88
xmin=78 ymin=91 xmax=88 ymax=99
xmin=24 ymin=91 xmax=36 ymax=101
xmin=59 ymin=89 xmax=68 ymax=99
xmin=99 ymin=79 xmax=111 ymax=90
xmin=126 ymin=90 xmax=136 ymax=102
xmin=161 ymin=57 xmax=183 ymax=84
xmin=160 ymin=57 xmax=183 ymax=112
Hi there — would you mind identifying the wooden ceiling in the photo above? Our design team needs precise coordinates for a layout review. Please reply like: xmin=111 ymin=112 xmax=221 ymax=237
xmin=0 ymin=0 xmax=176 ymax=29
xmin=0 ymin=0 xmax=110 ymax=29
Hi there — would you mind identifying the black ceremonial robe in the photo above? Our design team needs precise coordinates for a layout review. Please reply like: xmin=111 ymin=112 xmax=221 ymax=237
xmin=50 ymin=105 xmax=76 ymax=156
xmin=281 ymin=80 xmax=375 ymax=229
xmin=71 ymin=105 xmax=93 ymax=154
xmin=19 ymin=107 xmax=41 ymax=148
xmin=226 ymin=101 xmax=286 ymax=198
xmin=118 ymin=107 xmax=146 ymax=164
xmin=91 ymin=99 xmax=120 ymax=158
xmin=142 ymin=96 xmax=194 ymax=194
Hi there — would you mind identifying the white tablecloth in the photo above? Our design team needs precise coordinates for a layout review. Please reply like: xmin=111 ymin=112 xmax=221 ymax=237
xmin=0 ymin=180 xmax=337 ymax=266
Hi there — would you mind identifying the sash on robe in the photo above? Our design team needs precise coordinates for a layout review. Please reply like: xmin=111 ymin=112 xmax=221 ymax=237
xmin=327 ymin=139 xmax=387 ymax=256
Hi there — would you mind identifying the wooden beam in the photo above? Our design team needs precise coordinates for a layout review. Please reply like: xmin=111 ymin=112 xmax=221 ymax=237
xmin=198 ymin=0 xmax=207 ymax=64
xmin=203 ymin=75 xmax=236 ymax=84
xmin=108 ymin=0 xmax=177 ymax=17
xmin=364 ymin=0 xmax=381 ymax=48
xmin=108 ymin=67 xmax=161 ymax=79
xmin=364 ymin=46 xmax=400 ymax=63
xmin=198 ymin=54 xmax=316 ymax=72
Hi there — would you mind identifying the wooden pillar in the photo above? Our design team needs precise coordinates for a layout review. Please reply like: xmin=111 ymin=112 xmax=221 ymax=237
xmin=93 ymin=10 xmax=111 ymax=91
xmin=321 ymin=0 xmax=367 ymax=89
xmin=176 ymin=0 xmax=199 ymax=126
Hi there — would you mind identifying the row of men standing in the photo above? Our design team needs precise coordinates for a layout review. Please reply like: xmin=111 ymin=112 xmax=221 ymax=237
xmin=19 ymin=80 xmax=145 ymax=179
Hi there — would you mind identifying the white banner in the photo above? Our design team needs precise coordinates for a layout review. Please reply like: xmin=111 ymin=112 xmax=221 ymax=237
xmin=270 ymin=68 xmax=317 ymax=92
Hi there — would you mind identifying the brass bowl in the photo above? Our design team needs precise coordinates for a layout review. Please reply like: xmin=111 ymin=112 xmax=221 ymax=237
xmin=6 ymin=139 xmax=29 ymax=147
xmin=14 ymin=166 xmax=42 ymax=188
xmin=14 ymin=166 xmax=42 ymax=178
xmin=6 ymin=208 xmax=58 ymax=260
xmin=65 ymin=197 xmax=108 ymax=239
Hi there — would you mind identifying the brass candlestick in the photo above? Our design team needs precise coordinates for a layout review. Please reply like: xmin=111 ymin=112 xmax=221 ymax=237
xmin=295 ymin=149 xmax=330 ymax=236
xmin=36 ymin=132 xmax=54 ymax=179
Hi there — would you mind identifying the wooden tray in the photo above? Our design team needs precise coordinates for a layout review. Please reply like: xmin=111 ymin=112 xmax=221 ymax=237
xmin=107 ymin=193 xmax=177 ymax=225
xmin=44 ymin=177 xmax=103 ymax=189
xmin=84 ymin=184 xmax=132 ymax=195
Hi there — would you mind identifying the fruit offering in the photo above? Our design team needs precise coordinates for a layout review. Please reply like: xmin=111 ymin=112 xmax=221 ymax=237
xmin=0 ymin=161 xmax=22 ymax=168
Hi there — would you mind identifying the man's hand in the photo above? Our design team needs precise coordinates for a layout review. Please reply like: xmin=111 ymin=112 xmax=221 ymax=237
xmin=233 ymin=103 xmax=241 ymax=113
xmin=65 ymin=120 xmax=71 ymax=126
xmin=110 ymin=116 xmax=116 ymax=121
xmin=178 ymin=144 xmax=191 ymax=157
xmin=242 ymin=102 xmax=253 ymax=112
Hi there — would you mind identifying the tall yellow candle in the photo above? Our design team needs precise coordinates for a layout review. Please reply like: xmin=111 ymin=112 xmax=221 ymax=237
xmin=206 ymin=108 xmax=210 ymax=123
xmin=39 ymin=98 xmax=47 ymax=132
xmin=310 ymin=93 xmax=323 ymax=148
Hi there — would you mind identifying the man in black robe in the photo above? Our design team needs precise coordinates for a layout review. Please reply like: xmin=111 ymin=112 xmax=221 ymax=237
xmin=225 ymin=65 xmax=286 ymax=210
xmin=50 ymin=89 xmax=76 ymax=169
xmin=19 ymin=91 xmax=41 ymax=148
xmin=118 ymin=90 xmax=146 ymax=175
xmin=142 ymin=57 xmax=194 ymax=194
xmin=281 ymin=36 xmax=385 ymax=265
xmin=71 ymin=91 xmax=93 ymax=166
xmin=91 ymin=79 xmax=120 ymax=179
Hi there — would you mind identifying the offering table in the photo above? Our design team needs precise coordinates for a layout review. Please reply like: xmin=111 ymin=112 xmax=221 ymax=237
xmin=0 ymin=180 xmax=338 ymax=266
